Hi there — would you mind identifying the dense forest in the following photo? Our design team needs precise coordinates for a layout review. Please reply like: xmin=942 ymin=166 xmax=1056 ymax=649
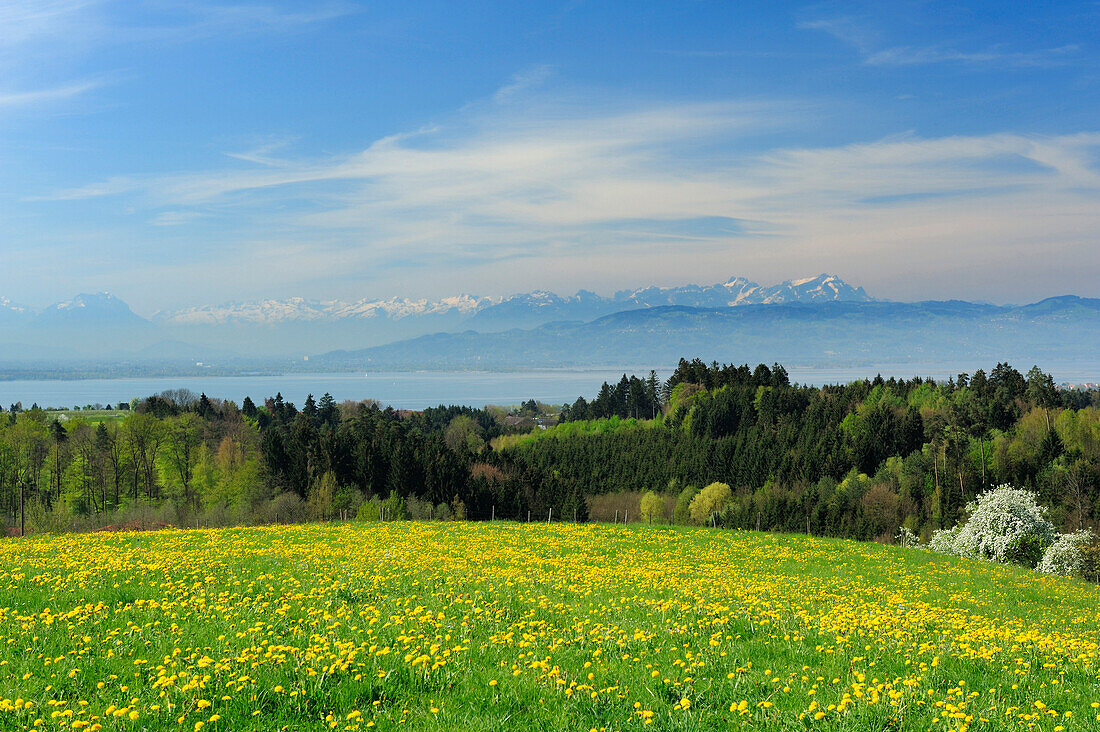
xmin=0 ymin=359 xmax=1097 ymax=543
xmin=0 ymin=390 xmax=584 ymax=533
xmin=507 ymin=359 xmax=1100 ymax=540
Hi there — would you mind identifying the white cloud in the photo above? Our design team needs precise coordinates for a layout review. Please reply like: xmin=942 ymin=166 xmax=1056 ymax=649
xmin=224 ymin=137 xmax=298 ymax=167
xmin=802 ymin=13 xmax=1081 ymax=69
xmin=150 ymin=210 xmax=205 ymax=226
xmin=0 ymin=1 xmax=354 ymax=114
xmin=493 ymin=65 xmax=555 ymax=104
xmin=0 ymin=1 xmax=96 ymax=50
xmin=798 ymin=16 xmax=875 ymax=53
xmin=0 ymin=79 xmax=101 ymax=108
xmin=0 ymin=1 xmax=354 ymax=51
xmin=29 ymin=85 xmax=1100 ymax=304
xmin=865 ymin=44 xmax=1080 ymax=68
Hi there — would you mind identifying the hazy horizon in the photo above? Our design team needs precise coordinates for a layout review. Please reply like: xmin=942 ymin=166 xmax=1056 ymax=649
xmin=2 ymin=1 xmax=1098 ymax=314
xmin=1 ymin=271 xmax=1093 ymax=319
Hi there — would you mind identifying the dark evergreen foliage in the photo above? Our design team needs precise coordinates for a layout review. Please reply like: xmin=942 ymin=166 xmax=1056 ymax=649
xmin=507 ymin=360 xmax=1100 ymax=540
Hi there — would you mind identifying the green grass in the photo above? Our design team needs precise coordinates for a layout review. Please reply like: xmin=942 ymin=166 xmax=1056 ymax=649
xmin=0 ymin=522 xmax=1097 ymax=731
xmin=43 ymin=409 xmax=127 ymax=426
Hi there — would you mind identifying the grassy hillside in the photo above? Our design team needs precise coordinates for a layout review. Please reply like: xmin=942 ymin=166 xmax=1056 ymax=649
xmin=0 ymin=523 xmax=1098 ymax=730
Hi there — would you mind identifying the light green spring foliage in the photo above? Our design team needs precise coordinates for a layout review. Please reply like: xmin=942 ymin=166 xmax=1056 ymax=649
xmin=443 ymin=415 xmax=485 ymax=454
xmin=491 ymin=415 xmax=649 ymax=450
xmin=673 ymin=484 xmax=699 ymax=525
xmin=355 ymin=498 xmax=380 ymax=522
xmin=639 ymin=491 xmax=665 ymax=524
xmin=307 ymin=470 xmax=338 ymax=520
xmin=689 ymin=481 xmax=732 ymax=525
xmin=668 ymin=382 xmax=707 ymax=415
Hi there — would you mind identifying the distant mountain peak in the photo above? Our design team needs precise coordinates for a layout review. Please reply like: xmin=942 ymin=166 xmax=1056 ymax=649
xmin=146 ymin=273 xmax=872 ymax=328
xmin=755 ymin=274 xmax=872 ymax=304
xmin=45 ymin=292 xmax=141 ymax=319
xmin=789 ymin=273 xmax=829 ymax=287
xmin=55 ymin=292 xmax=123 ymax=310
xmin=0 ymin=274 xmax=878 ymax=357
xmin=0 ymin=296 xmax=27 ymax=313
xmin=604 ymin=273 xmax=872 ymax=310
xmin=155 ymin=293 xmax=500 ymax=325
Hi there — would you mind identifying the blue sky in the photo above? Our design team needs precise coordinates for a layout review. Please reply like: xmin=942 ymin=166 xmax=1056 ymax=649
xmin=1 ymin=0 xmax=1098 ymax=313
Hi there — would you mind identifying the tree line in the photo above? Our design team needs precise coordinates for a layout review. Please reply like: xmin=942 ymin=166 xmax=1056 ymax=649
xmin=505 ymin=359 xmax=1100 ymax=541
xmin=0 ymin=359 xmax=1096 ymax=543
xmin=0 ymin=390 xmax=585 ymax=534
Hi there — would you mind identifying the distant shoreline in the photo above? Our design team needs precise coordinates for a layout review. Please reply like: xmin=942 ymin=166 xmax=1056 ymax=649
xmin=2 ymin=360 xmax=1099 ymax=383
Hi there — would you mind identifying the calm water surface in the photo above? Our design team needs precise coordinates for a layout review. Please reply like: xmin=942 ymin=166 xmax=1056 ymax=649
xmin=0 ymin=370 xmax=655 ymax=410
xmin=2 ymin=364 xmax=1094 ymax=410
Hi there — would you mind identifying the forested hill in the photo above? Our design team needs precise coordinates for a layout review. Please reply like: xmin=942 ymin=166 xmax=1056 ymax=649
xmin=501 ymin=359 xmax=1100 ymax=540
xmin=317 ymin=297 xmax=1100 ymax=369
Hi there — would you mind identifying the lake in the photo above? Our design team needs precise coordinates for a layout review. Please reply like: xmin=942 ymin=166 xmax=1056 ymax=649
xmin=2 ymin=363 xmax=1094 ymax=411
xmin=0 ymin=370 xmax=659 ymax=410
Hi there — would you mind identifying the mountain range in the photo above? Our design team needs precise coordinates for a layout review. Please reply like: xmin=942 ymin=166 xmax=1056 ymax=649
xmin=0 ymin=274 xmax=872 ymax=360
xmin=147 ymin=273 xmax=870 ymax=329
xmin=1 ymin=275 xmax=1095 ymax=376
xmin=316 ymin=297 xmax=1100 ymax=372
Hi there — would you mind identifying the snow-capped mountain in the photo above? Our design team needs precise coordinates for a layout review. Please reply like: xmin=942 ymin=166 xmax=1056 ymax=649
xmin=39 ymin=292 xmax=146 ymax=324
xmin=614 ymin=276 xmax=759 ymax=308
xmin=753 ymin=274 xmax=871 ymax=304
xmin=154 ymin=294 xmax=499 ymax=325
xmin=154 ymin=298 xmax=336 ymax=326
xmin=607 ymin=273 xmax=871 ymax=309
xmin=0 ymin=275 xmax=874 ymax=359
xmin=329 ymin=294 xmax=496 ymax=320
xmin=148 ymin=273 xmax=870 ymax=328
xmin=147 ymin=273 xmax=871 ymax=328
xmin=0 ymin=296 xmax=27 ymax=322
xmin=0 ymin=293 xmax=152 ymax=359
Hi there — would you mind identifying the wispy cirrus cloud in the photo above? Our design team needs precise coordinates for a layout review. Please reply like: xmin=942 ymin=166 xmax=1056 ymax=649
xmin=801 ymin=15 xmax=1081 ymax=69
xmin=864 ymin=44 xmax=1080 ymax=68
xmin=0 ymin=0 xmax=355 ymax=51
xmin=33 ymin=78 xmax=1100 ymax=303
xmin=224 ymin=137 xmax=299 ymax=167
xmin=0 ymin=79 xmax=102 ymax=108
xmin=0 ymin=1 xmax=94 ymax=50
xmin=111 ymin=2 xmax=358 ymax=45
xmin=0 ymin=1 xmax=354 ymax=114
xmin=798 ymin=16 xmax=877 ymax=55
xmin=0 ymin=1 xmax=102 ymax=111
xmin=492 ymin=65 xmax=555 ymax=104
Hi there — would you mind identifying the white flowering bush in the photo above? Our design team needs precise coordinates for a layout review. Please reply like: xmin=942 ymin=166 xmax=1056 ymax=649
xmin=928 ymin=485 xmax=1057 ymax=566
xmin=895 ymin=526 xmax=920 ymax=548
xmin=927 ymin=524 xmax=961 ymax=554
xmin=1037 ymin=529 xmax=1095 ymax=577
